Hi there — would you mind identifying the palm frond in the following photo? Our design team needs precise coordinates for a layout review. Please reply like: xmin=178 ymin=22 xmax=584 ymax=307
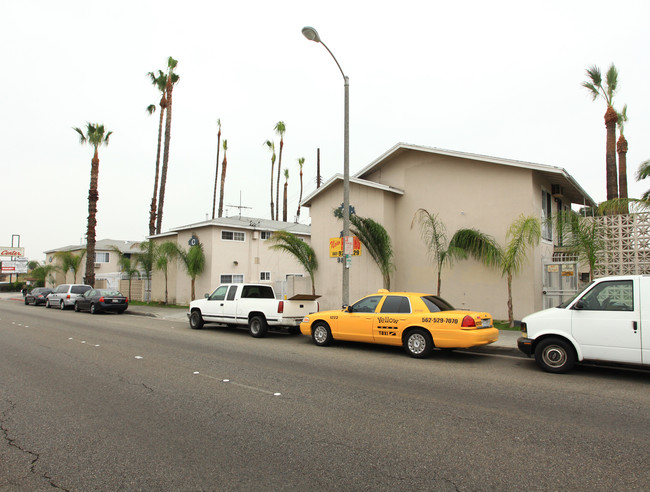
xmin=449 ymin=228 xmax=501 ymax=268
xmin=635 ymin=159 xmax=650 ymax=181
xmin=605 ymin=63 xmax=619 ymax=101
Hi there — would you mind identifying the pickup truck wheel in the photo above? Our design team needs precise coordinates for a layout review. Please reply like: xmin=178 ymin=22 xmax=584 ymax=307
xmin=535 ymin=338 xmax=576 ymax=373
xmin=403 ymin=328 xmax=434 ymax=358
xmin=189 ymin=311 xmax=204 ymax=330
xmin=249 ymin=315 xmax=268 ymax=338
xmin=312 ymin=322 xmax=333 ymax=346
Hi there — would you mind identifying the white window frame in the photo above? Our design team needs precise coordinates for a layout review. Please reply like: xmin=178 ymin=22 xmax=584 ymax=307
xmin=221 ymin=230 xmax=246 ymax=242
xmin=220 ymin=274 xmax=244 ymax=284
xmin=260 ymin=271 xmax=271 ymax=281
xmin=260 ymin=231 xmax=273 ymax=240
xmin=95 ymin=252 xmax=110 ymax=263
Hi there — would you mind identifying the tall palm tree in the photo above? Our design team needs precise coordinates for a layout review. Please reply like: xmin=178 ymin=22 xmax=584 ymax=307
xmin=274 ymin=121 xmax=286 ymax=221
xmin=282 ymin=168 xmax=289 ymax=222
xmin=176 ymin=243 xmax=205 ymax=302
xmin=583 ymin=64 xmax=619 ymax=201
xmin=499 ymin=215 xmax=541 ymax=327
xmin=616 ymin=104 xmax=629 ymax=200
xmin=411 ymin=208 xmax=500 ymax=296
xmin=147 ymin=69 xmax=168 ymax=236
xmin=296 ymin=157 xmax=305 ymax=220
xmin=264 ymin=140 xmax=276 ymax=219
xmin=268 ymin=231 xmax=318 ymax=296
xmin=155 ymin=241 xmax=179 ymax=305
xmin=156 ymin=56 xmax=180 ymax=234
xmin=218 ymin=139 xmax=228 ymax=218
xmin=212 ymin=119 xmax=222 ymax=219
xmin=349 ymin=214 xmax=394 ymax=290
xmin=73 ymin=123 xmax=112 ymax=287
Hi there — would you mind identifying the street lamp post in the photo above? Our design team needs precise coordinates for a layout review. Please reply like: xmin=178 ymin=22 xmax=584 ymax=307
xmin=302 ymin=26 xmax=350 ymax=307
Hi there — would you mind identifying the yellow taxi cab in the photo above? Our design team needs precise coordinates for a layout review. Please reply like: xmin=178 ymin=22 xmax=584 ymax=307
xmin=300 ymin=289 xmax=498 ymax=358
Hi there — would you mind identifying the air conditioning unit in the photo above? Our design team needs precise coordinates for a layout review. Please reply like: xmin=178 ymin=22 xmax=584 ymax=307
xmin=94 ymin=263 xmax=102 ymax=268
xmin=551 ymin=184 xmax=564 ymax=198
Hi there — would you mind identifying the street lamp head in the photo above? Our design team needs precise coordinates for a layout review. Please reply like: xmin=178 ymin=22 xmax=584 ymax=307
xmin=301 ymin=26 xmax=321 ymax=43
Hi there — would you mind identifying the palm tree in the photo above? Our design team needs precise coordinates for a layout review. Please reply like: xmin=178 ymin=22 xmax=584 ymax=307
xmin=296 ymin=157 xmax=305 ymax=220
xmin=212 ymin=119 xmax=222 ymax=219
xmin=616 ymin=105 xmax=629 ymax=200
xmin=29 ymin=263 xmax=58 ymax=287
xmin=73 ymin=123 xmax=112 ymax=287
xmin=156 ymin=56 xmax=180 ymax=234
xmin=147 ymin=69 xmax=168 ymax=236
xmin=54 ymin=251 xmax=86 ymax=283
xmin=176 ymin=243 xmax=206 ymax=302
xmin=349 ymin=214 xmax=394 ymax=290
xmin=274 ymin=121 xmax=286 ymax=220
xmin=282 ymin=168 xmax=289 ymax=222
xmin=553 ymin=210 xmax=606 ymax=282
xmin=583 ymin=64 xmax=619 ymax=201
xmin=264 ymin=140 xmax=276 ymax=219
xmin=135 ymin=240 xmax=157 ymax=302
xmin=411 ymin=208 xmax=500 ymax=296
xmin=499 ymin=215 xmax=541 ymax=328
xmin=218 ymin=139 xmax=228 ymax=218
xmin=155 ymin=241 xmax=178 ymax=305
xmin=268 ymin=231 xmax=318 ymax=296
xmin=117 ymin=254 xmax=140 ymax=300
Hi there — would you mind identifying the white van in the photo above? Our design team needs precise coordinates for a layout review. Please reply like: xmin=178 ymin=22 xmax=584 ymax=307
xmin=518 ymin=275 xmax=650 ymax=373
xmin=46 ymin=284 xmax=92 ymax=310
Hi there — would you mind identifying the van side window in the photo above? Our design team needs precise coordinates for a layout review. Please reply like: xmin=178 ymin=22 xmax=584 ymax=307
xmin=578 ymin=280 xmax=633 ymax=311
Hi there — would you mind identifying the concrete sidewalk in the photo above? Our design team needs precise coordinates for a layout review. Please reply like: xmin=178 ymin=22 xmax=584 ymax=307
xmin=1 ymin=292 xmax=523 ymax=355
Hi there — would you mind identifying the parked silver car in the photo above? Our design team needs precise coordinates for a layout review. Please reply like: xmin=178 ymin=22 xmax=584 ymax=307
xmin=46 ymin=284 xmax=92 ymax=310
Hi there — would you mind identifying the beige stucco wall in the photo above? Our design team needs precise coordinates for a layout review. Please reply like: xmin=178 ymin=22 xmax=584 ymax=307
xmin=307 ymin=151 xmax=567 ymax=320
xmin=45 ymin=248 xmax=123 ymax=287
xmin=151 ymin=224 xmax=313 ymax=305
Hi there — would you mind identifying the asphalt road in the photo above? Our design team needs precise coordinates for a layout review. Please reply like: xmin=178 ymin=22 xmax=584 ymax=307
xmin=1 ymin=299 xmax=649 ymax=491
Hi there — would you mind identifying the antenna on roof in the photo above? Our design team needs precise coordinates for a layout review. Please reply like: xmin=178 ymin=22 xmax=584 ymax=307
xmin=226 ymin=191 xmax=252 ymax=218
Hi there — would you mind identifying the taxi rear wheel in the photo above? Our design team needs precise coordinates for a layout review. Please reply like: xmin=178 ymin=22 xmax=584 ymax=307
xmin=404 ymin=328 xmax=434 ymax=358
xmin=312 ymin=322 xmax=333 ymax=347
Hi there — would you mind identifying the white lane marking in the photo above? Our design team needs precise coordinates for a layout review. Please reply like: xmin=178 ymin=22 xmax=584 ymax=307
xmin=193 ymin=372 xmax=281 ymax=396
xmin=135 ymin=356 xmax=143 ymax=360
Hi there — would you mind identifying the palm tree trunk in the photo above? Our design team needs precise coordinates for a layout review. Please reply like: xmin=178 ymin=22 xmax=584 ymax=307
xmin=617 ymin=134 xmax=628 ymax=199
xmin=156 ymin=83 xmax=174 ymax=234
xmin=149 ymin=98 xmax=166 ymax=236
xmin=283 ymin=181 xmax=288 ymax=222
xmin=270 ymin=160 xmax=275 ymax=219
xmin=218 ymin=154 xmax=227 ymax=217
xmin=276 ymin=138 xmax=283 ymax=220
xmin=605 ymin=106 xmax=619 ymax=201
xmin=297 ymin=169 xmax=303 ymax=219
xmin=212 ymin=129 xmax=221 ymax=219
xmin=164 ymin=271 xmax=169 ymax=305
xmin=436 ymin=269 xmax=442 ymax=296
xmin=191 ymin=277 xmax=196 ymax=302
xmin=84 ymin=150 xmax=100 ymax=287
xmin=507 ymin=273 xmax=514 ymax=328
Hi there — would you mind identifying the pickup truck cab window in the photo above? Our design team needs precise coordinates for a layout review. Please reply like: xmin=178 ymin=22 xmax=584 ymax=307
xmin=226 ymin=285 xmax=237 ymax=300
xmin=209 ymin=285 xmax=228 ymax=301
xmin=241 ymin=285 xmax=275 ymax=299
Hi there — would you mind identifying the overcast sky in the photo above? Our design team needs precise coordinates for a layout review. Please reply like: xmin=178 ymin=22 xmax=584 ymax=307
xmin=3 ymin=0 xmax=650 ymax=262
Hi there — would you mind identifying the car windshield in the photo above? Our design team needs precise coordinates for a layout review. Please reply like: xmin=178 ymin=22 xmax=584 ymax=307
xmin=558 ymin=282 xmax=593 ymax=308
xmin=421 ymin=295 xmax=455 ymax=312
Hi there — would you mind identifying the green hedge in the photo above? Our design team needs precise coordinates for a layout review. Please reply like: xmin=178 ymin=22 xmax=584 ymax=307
xmin=0 ymin=282 xmax=26 ymax=292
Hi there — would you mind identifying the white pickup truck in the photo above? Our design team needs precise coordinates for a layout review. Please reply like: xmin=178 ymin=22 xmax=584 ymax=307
xmin=188 ymin=283 xmax=319 ymax=338
xmin=518 ymin=274 xmax=650 ymax=373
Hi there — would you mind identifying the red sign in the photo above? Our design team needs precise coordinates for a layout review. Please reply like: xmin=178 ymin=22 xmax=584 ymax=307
xmin=0 ymin=247 xmax=24 ymax=257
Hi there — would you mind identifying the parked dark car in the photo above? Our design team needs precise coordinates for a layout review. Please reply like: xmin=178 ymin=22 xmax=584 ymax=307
xmin=24 ymin=288 xmax=54 ymax=306
xmin=74 ymin=289 xmax=128 ymax=314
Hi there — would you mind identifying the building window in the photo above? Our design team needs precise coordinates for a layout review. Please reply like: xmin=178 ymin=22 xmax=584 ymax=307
xmin=260 ymin=271 xmax=271 ymax=281
xmin=222 ymin=230 xmax=245 ymax=242
xmin=220 ymin=274 xmax=244 ymax=283
xmin=96 ymin=252 xmax=110 ymax=263
xmin=542 ymin=190 xmax=552 ymax=241
xmin=261 ymin=231 xmax=272 ymax=240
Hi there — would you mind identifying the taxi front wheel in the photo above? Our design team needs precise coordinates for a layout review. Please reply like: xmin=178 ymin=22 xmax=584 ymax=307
xmin=312 ymin=322 xmax=333 ymax=346
xmin=404 ymin=329 xmax=433 ymax=358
